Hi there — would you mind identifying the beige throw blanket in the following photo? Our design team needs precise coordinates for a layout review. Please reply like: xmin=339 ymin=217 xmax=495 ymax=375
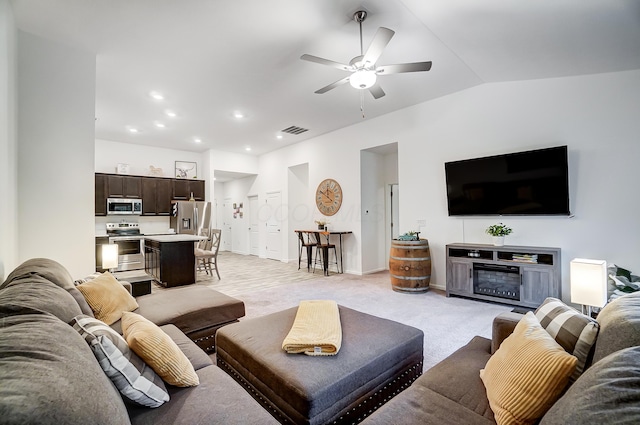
xmin=282 ymin=300 xmax=342 ymax=356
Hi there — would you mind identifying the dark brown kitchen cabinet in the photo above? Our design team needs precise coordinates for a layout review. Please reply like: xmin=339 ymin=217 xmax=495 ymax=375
xmin=96 ymin=173 xmax=205 ymax=216
xmin=107 ymin=175 xmax=142 ymax=198
xmin=142 ymin=177 xmax=172 ymax=216
xmin=173 ymin=179 xmax=205 ymax=201
xmin=95 ymin=174 xmax=107 ymax=216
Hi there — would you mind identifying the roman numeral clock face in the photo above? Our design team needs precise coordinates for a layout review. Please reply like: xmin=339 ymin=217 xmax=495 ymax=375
xmin=316 ymin=178 xmax=343 ymax=216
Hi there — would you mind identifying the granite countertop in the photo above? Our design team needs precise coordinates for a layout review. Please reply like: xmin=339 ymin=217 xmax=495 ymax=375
xmin=143 ymin=234 xmax=206 ymax=242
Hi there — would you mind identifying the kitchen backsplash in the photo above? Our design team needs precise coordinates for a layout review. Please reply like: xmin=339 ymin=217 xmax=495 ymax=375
xmin=95 ymin=216 xmax=173 ymax=236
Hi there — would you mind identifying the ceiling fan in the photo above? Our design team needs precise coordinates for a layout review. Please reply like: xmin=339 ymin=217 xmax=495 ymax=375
xmin=301 ymin=10 xmax=432 ymax=100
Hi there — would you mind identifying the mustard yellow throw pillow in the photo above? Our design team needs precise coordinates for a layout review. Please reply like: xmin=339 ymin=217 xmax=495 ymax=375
xmin=480 ymin=311 xmax=577 ymax=425
xmin=77 ymin=272 xmax=138 ymax=325
xmin=121 ymin=312 xmax=199 ymax=387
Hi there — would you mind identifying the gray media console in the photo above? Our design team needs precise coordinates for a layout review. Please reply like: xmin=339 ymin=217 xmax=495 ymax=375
xmin=446 ymin=243 xmax=561 ymax=308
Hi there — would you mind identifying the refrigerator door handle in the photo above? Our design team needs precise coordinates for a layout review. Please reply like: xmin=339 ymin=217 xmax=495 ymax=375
xmin=194 ymin=206 xmax=198 ymax=232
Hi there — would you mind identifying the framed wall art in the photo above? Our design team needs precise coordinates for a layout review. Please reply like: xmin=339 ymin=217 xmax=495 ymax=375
xmin=175 ymin=161 xmax=197 ymax=179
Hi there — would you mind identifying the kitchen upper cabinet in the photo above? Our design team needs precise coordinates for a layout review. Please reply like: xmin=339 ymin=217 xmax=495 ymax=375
xmin=173 ymin=179 xmax=205 ymax=201
xmin=107 ymin=175 xmax=142 ymax=198
xmin=96 ymin=173 xmax=204 ymax=216
xmin=142 ymin=177 xmax=172 ymax=216
xmin=95 ymin=174 xmax=107 ymax=216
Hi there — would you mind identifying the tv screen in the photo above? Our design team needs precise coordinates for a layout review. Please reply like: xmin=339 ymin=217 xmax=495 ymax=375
xmin=445 ymin=146 xmax=570 ymax=216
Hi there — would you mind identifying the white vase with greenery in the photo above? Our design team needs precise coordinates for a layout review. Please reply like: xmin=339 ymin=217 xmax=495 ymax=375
xmin=485 ymin=223 xmax=513 ymax=246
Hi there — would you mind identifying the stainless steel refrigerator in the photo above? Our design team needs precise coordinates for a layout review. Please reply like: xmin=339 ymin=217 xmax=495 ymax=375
xmin=170 ymin=201 xmax=212 ymax=235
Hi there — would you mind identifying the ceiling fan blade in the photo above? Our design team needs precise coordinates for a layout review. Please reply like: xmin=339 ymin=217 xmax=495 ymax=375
xmin=300 ymin=54 xmax=352 ymax=71
xmin=361 ymin=27 xmax=395 ymax=66
xmin=376 ymin=61 xmax=432 ymax=75
xmin=314 ymin=76 xmax=351 ymax=94
xmin=368 ymin=84 xmax=385 ymax=99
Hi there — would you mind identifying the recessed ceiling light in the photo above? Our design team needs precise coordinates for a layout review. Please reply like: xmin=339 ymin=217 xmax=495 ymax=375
xmin=234 ymin=112 xmax=244 ymax=119
xmin=155 ymin=121 xmax=166 ymax=128
xmin=245 ymin=147 xmax=251 ymax=151
xmin=276 ymin=134 xmax=283 ymax=140
xmin=149 ymin=91 xmax=164 ymax=101
xmin=194 ymin=138 xmax=202 ymax=143
xmin=165 ymin=110 xmax=177 ymax=118
xmin=128 ymin=127 xmax=139 ymax=133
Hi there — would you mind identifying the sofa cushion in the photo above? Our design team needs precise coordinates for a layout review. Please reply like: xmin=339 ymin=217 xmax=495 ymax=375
xmin=0 ymin=309 xmax=131 ymax=425
xmin=591 ymin=291 xmax=640 ymax=364
xmin=122 ymin=312 xmax=199 ymax=387
xmin=159 ymin=324 xmax=213 ymax=371
xmin=77 ymin=272 xmax=139 ymax=325
xmin=70 ymin=314 xmax=169 ymax=408
xmin=480 ymin=312 xmax=577 ymax=425
xmin=360 ymin=383 xmax=495 ymax=425
xmin=534 ymin=297 xmax=599 ymax=379
xmin=122 ymin=285 xmax=245 ymax=335
xmin=127 ymin=364 xmax=281 ymax=425
xmin=1 ymin=257 xmax=94 ymax=316
xmin=540 ymin=346 xmax=640 ymax=425
xmin=420 ymin=335 xmax=494 ymax=420
xmin=0 ymin=275 xmax=84 ymax=323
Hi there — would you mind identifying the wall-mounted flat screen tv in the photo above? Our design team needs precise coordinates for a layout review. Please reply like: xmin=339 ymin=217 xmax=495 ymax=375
xmin=445 ymin=145 xmax=570 ymax=216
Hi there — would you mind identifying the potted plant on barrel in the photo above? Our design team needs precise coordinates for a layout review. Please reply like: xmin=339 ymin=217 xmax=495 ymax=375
xmin=485 ymin=223 xmax=513 ymax=246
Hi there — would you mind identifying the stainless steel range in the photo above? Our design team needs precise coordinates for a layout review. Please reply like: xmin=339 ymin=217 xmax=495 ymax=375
xmin=106 ymin=222 xmax=144 ymax=272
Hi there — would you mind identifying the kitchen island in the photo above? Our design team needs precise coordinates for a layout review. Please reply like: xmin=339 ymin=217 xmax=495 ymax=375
xmin=144 ymin=234 xmax=205 ymax=288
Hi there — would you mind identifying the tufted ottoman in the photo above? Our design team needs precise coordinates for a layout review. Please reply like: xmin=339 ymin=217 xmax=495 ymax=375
xmin=216 ymin=305 xmax=424 ymax=425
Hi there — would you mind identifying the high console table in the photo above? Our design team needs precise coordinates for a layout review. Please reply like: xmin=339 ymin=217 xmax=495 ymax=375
xmin=446 ymin=243 xmax=561 ymax=308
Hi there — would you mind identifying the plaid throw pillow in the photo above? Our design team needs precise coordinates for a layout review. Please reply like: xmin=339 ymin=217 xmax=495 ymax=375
xmin=535 ymin=297 xmax=599 ymax=381
xmin=71 ymin=315 xmax=170 ymax=407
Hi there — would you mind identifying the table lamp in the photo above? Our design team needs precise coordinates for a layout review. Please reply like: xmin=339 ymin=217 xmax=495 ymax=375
xmin=101 ymin=244 xmax=119 ymax=273
xmin=570 ymin=258 xmax=607 ymax=316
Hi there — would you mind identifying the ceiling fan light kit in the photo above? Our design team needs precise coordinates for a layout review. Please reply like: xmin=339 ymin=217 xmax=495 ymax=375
xmin=349 ymin=69 xmax=377 ymax=89
xmin=301 ymin=10 xmax=432 ymax=103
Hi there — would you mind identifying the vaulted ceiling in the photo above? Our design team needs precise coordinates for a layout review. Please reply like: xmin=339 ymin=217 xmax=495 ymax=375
xmin=11 ymin=0 xmax=640 ymax=155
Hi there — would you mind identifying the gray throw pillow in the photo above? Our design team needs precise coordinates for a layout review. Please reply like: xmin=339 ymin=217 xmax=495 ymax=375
xmin=71 ymin=315 xmax=169 ymax=408
xmin=540 ymin=346 xmax=640 ymax=425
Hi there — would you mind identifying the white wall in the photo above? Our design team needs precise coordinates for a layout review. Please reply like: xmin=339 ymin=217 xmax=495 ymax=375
xmin=17 ymin=30 xmax=96 ymax=278
xmin=216 ymin=175 xmax=257 ymax=255
xmin=360 ymin=150 xmax=388 ymax=273
xmin=251 ymin=69 xmax=640 ymax=300
xmin=0 ymin=0 xmax=17 ymax=281
xmin=287 ymin=163 xmax=310 ymax=262
xmin=95 ymin=139 xmax=204 ymax=178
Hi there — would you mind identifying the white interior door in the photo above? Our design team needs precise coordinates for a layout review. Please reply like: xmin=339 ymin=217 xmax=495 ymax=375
xmin=248 ymin=195 xmax=259 ymax=256
xmin=265 ymin=191 xmax=282 ymax=260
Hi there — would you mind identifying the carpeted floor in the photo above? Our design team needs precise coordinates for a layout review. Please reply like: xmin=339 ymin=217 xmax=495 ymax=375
xmin=195 ymin=252 xmax=513 ymax=370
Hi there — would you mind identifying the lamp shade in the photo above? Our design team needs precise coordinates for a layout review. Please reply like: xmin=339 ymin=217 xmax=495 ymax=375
xmin=101 ymin=244 xmax=119 ymax=270
xmin=570 ymin=258 xmax=607 ymax=308
xmin=349 ymin=69 xmax=377 ymax=89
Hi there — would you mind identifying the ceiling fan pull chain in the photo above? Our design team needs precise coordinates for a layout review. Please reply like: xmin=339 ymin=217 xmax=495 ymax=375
xmin=360 ymin=90 xmax=365 ymax=119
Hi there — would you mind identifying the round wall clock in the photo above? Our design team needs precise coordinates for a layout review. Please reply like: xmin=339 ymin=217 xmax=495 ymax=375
xmin=316 ymin=178 xmax=343 ymax=216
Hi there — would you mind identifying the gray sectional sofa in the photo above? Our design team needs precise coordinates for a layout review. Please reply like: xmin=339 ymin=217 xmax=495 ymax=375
xmin=0 ymin=258 xmax=278 ymax=425
xmin=361 ymin=292 xmax=640 ymax=424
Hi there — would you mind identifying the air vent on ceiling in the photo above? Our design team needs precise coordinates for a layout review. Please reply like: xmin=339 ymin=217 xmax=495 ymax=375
xmin=281 ymin=126 xmax=309 ymax=135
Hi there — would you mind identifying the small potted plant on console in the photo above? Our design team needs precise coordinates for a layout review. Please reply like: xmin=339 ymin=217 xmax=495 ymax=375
xmin=485 ymin=223 xmax=513 ymax=246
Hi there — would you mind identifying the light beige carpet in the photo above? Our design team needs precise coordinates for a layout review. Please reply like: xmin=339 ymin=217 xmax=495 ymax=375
xmin=202 ymin=252 xmax=513 ymax=371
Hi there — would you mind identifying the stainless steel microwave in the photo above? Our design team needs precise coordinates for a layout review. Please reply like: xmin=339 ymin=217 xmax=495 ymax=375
xmin=107 ymin=198 xmax=142 ymax=215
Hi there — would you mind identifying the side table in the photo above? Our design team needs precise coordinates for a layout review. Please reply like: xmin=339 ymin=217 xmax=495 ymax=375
xmin=124 ymin=273 xmax=153 ymax=297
